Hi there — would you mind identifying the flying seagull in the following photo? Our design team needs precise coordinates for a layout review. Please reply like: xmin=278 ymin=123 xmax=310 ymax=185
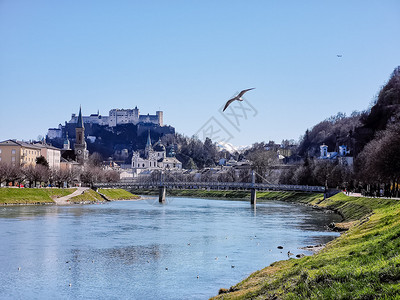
xmin=223 ymin=88 xmax=255 ymax=112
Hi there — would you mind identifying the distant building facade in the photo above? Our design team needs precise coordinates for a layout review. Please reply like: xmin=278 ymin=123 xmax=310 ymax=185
xmin=131 ymin=131 xmax=182 ymax=177
xmin=320 ymin=144 xmax=353 ymax=166
xmin=34 ymin=143 xmax=61 ymax=170
xmin=0 ymin=140 xmax=42 ymax=167
xmin=67 ymin=107 xmax=163 ymax=128
xmin=47 ymin=124 xmax=63 ymax=139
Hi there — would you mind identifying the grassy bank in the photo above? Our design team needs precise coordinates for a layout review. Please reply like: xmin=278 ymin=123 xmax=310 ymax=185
xmin=0 ymin=187 xmax=140 ymax=205
xmin=0 ymin=187 xmax=76 ymax=205
xmin=98 ymin=188 xmax=140 ymax=200
xmin=212 ymin=193 xmax=400 ymax=299
xmin=129 ymin=188 xmax=323 ymax=201
xmin=69 ymin=189 xmax=105 ymax=203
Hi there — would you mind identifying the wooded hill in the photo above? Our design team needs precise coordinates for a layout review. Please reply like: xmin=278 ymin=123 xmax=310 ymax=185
xmin=297 ymin=66 xmax=400 ymax=159
xmin=291 ymin=66 xmax=400 ymax=194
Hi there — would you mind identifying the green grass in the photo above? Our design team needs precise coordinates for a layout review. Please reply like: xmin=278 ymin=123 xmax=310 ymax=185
xmin=69 ymin=189 xmax=104 ymax=203
xmin=211 ymin=193 xmax=400 ymax=299
xmin=130 ymin=188 xmax=325 ymax=202
xmin=98 ymin=188 xmax=140 ymax=200
xmin=0 ymin=187 xmax=76 ymax=204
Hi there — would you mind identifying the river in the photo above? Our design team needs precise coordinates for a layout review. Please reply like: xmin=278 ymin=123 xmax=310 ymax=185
xmin=0 ymin=197 xmax=340 ymax=299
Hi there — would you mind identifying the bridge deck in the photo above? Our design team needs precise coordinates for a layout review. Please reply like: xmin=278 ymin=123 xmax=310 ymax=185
xmin=94 ymin=181 xmax=325 ymax=193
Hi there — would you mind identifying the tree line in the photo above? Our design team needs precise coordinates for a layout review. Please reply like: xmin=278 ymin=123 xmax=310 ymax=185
xmin=0 ymin=154 xmax=120 ymax=188
xmin=281 ymin=66 xmax=400 ymax=197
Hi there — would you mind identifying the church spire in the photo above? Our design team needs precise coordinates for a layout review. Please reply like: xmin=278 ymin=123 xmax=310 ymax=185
xmin=75 ymin=106 xmax=88 ymax=164
xmin=77 ymin=106 xmax=84 ymax=128
xmin=146 ymin=130 xmax=152 ymax=148
xmin=145 ymin=130 xmax=152 ymax=158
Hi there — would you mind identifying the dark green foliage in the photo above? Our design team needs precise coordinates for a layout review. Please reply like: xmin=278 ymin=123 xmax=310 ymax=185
xmin=167 ymin=134 xmax=224 ymax=169
xmin=35 ymin=156 xmax=49 ymax=168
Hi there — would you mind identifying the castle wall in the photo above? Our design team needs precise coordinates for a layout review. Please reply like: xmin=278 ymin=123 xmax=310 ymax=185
xmin=66 ymin=108 xmax=162 ymax=127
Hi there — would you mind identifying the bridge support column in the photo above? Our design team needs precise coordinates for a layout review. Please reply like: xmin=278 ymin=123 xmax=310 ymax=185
xmin=159 ymin=186 xmax=166 ymax=203
xmin=251 ymin=188 xmax=256 ymax=205
xmin=251 ymin=170 xmax=256 ymax=205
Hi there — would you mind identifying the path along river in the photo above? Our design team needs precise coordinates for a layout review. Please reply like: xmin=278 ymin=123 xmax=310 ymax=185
xmin=0 ymin=197 xmax=341 ymax=299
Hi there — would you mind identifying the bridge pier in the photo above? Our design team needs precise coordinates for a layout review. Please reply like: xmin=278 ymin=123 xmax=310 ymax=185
xmin=250 ymin=188 xmax=257 ymax=205
xmin=159 ymin=186 xmax=166 ymax=203
xmin=250 ymin=170 xmax=256 ymax=205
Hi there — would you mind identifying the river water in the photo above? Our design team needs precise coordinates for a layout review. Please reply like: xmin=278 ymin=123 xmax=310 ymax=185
xmin=0 ymin=197 xmax=340 ymax=299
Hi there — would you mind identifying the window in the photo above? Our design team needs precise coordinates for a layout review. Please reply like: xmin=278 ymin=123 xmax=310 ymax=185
xmin=0 ymin=157 xmax=2 ymax=161
xmin=12 ymin=149 xmax=16 ymax=154
xmin=12 ymin=157 xmax=15 ymax=162
xmin=0 ymin=149 xmax=2 ymax=154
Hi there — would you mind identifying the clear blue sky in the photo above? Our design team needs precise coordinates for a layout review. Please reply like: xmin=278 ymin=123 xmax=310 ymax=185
xmin=1 ymin=1 xmax=399 ymax=146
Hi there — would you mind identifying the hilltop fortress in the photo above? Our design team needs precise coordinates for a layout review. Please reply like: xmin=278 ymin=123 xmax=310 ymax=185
xmin=46 ymin=107 xmax=174 ymax=164
xmin=48 ymin=107 xmax=163 ymax=139
xmin=69 ymin=107 xmax=163 ymax=127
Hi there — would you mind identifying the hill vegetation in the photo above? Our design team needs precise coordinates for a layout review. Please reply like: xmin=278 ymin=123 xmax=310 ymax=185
xmin=276 ymin=66 xmax=400 ymax=197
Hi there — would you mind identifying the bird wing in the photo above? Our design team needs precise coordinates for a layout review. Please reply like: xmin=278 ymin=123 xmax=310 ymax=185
xmin=237 ymin=88 xmax=255 ymax=98
xmin=223 ymin=98 xmax=237 ymax=111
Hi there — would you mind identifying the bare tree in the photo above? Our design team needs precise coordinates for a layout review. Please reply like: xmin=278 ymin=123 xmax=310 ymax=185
xmin=247 ymin=150 xmax=278 ymax=183
xmin=80 ymin=166 xmax=104 ymax=187
xmin=88 ymin=152 xmax=104 ymax=168
xmin=0 ymin=162 xmax=7 ymax=186
xmin=36 ymin=164 xmax=50 ymax=186
xmin=356 ymin=122 xmax=400 ymax=196
xmin=103 ymin=169 xmax=120 ymax=182
xmin=238 ymin=169 xmax=251 ymax=183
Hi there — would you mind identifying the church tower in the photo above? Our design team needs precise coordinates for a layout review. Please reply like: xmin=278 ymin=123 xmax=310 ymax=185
xmin=74 ymin=106 xmax=89 ymax=164
xmin=63 ymin=132 xmax=71 ymax=150
xmin=145 ymin=130 xmax=153 ymax=158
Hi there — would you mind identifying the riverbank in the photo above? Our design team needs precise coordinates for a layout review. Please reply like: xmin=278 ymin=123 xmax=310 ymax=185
xmin=98 ymin=188 xmax=140 ymax=201
xmin=0 ymin=187 xmax=76 ymax=205
xmin=211 ymin=192 xmax=400 ymax=299
xmin=0 ymin=187 xmax=139 ymax=205
xmin=129 ymin=188 xmax=324 ymax=202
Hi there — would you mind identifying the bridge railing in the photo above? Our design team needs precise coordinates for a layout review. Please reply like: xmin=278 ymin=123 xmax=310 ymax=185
xmin=93 ymin=181 xmax=325 ymax=193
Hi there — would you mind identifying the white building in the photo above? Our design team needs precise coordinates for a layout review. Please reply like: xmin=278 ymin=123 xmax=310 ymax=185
xmin=131 ymin=132 xmax=182 ymax=177
xmin=67 ymin=107 xmax=163 ymax=127
xmin=320 ymin=144 xmax=353 ymax=166
xmin=34 ymin=143 xmax=61 ymax=170
xmin=47 ymin=124 xmax=63 ymax=139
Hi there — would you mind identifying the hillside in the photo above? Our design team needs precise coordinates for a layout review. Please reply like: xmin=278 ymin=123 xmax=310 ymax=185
xmin=47 ymin=123 xmax=175 ymax=163
xmin=297 ymin=66 xmax=400 ymax=159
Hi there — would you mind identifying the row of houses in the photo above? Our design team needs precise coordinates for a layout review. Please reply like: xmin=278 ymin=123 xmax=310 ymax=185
xmin=0 ymin=107 xmax=93 ymax=174
xmin=0 ymin=139 xmax=81 ymax=171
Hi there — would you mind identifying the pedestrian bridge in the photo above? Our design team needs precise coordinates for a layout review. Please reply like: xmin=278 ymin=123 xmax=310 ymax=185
xmin=94 ymin=181 xmax=325 ymax=193
xmin=93 ymin=181 xmax=326 ymax=205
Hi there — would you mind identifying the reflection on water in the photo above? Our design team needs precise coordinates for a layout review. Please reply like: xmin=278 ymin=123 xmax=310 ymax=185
xmin=97 ymin=245 xmax=163 ymax=265
xmin=0 ymin=198 xmax=340 ymax=299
